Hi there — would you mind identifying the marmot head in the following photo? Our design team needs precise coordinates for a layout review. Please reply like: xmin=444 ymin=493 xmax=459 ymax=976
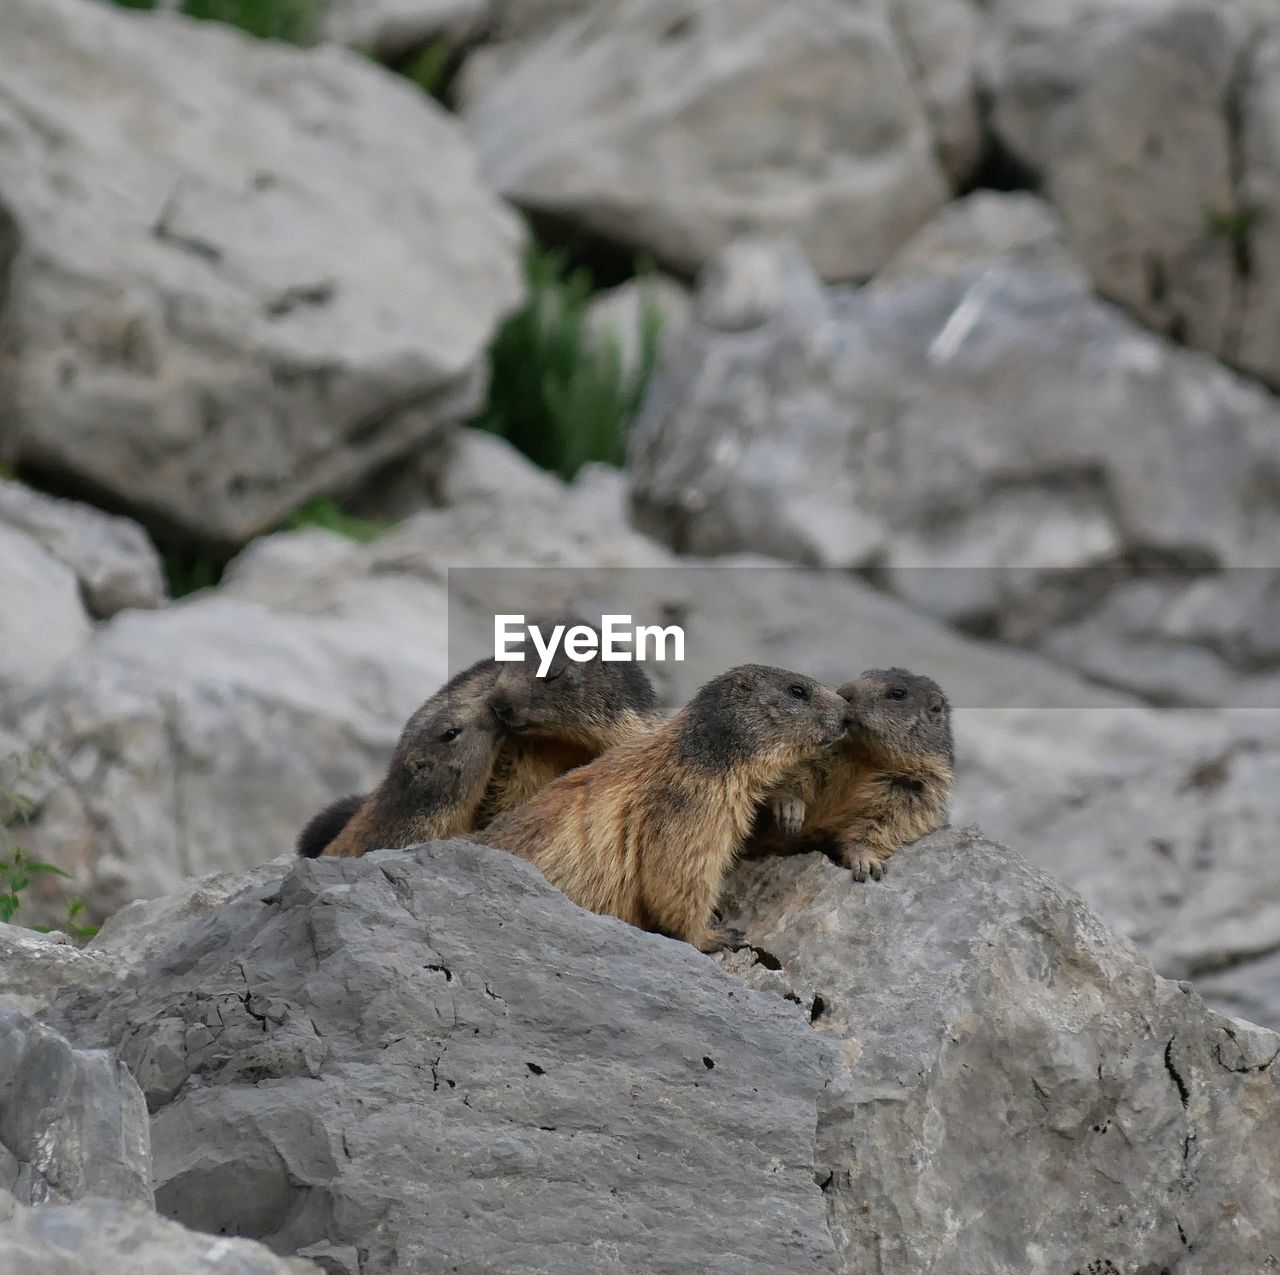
xmin=487 ymin=620 xmax=659 ymax=744
xmin=389 ymin=692 xmax=504 ymax=810
xmin=680 ymin=664 xmax=853 ymax=771
xmin=839 ymin=668 xmax=953 ymax=767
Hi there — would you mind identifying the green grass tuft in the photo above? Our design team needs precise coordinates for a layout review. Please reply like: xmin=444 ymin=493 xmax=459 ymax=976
xmin=472 ymin=248 xmax=664 ymax=482
xmin=109 ymin=0 xmax=324 ymax=44
xmin=280 ymin=497 xmax=388 ymax=544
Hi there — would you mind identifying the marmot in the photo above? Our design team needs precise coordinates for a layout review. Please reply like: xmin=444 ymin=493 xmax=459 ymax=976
xmin=755 ymin=667 xmax=953 ymax=880
xmin=474 ymin=665 xmax=854 ymax=952
xmin=477 ymin=642 xmax=663 ymax=826
xmin=295 ymin=632 xmax=660 ymax=856
xmin=318 ymin=672 xmax=505 ymax=858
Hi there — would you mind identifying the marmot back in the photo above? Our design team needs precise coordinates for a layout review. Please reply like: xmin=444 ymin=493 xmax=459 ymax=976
xmin=756 ymin=667 xmax=953 ymax=880
xmin=476 ymin=664 xmax=853 ymax=951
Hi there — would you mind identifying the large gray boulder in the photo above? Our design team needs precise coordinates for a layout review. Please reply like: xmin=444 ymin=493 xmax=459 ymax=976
xmin=0 ymin=1012 xmax=150 ymax=1207
xmin=50 ymin=842 xmax=839 ymax=1274
xmin=459 ymin=0 xmax=953 ymax=280
xmin=982 ymin=0 xmax=1280 ymax=388
xmin=628 ymin=195 xmax=1280 ymax=708
xmin=721 ymin=831 xmax=1280 ymax=1274
xmin=44 ymin=834 xmax=1280 ymax=1273
xmin=0 ymin=1192 xmax=319 ymax=1275
xmin=0 ymin=927 xmax=115 ymax=1020
xmin=0 ymin=0 xmax=524 ymax=544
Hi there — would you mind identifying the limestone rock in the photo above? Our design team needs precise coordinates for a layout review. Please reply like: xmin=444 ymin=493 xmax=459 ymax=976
xmin=0 ymin=525 xmax=92 ymax=707
xmin=0 ymin=1191 xmax=319 ymax=1275
xmin=628 ymin=196 xmax=1280 ymax=707
xmin=49 ymin=843 xmax=839 ymax=1273
xmin=0 ymin=0 xmax=524 ymax=544
xmin=460 ymin=0 xmax=950 ymax=280
xmin=721 ymin=831 xmax=1280 ymax=1274
xmin=0 ymin=1012 xmax=150 ymax=1207
xmin=0 ymin=479 xmax=165 ymax=617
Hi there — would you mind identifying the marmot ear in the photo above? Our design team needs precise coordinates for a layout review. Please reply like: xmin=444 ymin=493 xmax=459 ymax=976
xmin=928 ymin=694 xmax=945 ymax=714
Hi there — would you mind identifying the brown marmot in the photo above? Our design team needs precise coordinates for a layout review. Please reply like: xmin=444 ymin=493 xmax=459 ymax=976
xmin=477 ymin=642 xmax=663 ymax=826
xmin=474 ymin=665 xmax=854 ymax=952
xmin=755 ymin=667 xmax=953 ymax=880
xmin=295 ymin=635 xmax=661 ymax=857
xmin=302 ymin=659 xmax=503 ymax=859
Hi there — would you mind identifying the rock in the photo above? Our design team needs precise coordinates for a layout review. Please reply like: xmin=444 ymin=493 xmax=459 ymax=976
xmin=628 ymin=195 xmax=1280 ymax=706
xmin=0 ymin=1012 xmax=150 ymax=1207
xmin=49 ymin=842 xmax=840 ymax=1273
xmin=0 ymin=1192 xmax=320 ymax=1274
xmin=322 ymin=0 xmax=485 ymax=56
xmin=459 ymin=0 xmax=950 ymax=280
xmin=10 ymin=592 xmax=447 ymax=921
xmin=980 ymin=734 xmax=1280 ymax=1030
xmin=434 ymin=428 xmax=563 ymax=509
xmin=0 ymin=479 xmax=165 ymax=617
xmin=44 ymin=834 xmax=1280 ymax=1272
xmin=720 ymin=830 xmax=1280 ymax=1274
xmin=585 ymin=275 xmax=692 ymax=383
xmin=981 ymin=0 xmax=1280 ymax=389
xmin=0 ymin=0 xmax=524 ymax=545
xmin=0 ymin=524 xmax=92 ymax=707
xmin=0 ymin=927 xmax=115 ymax=1019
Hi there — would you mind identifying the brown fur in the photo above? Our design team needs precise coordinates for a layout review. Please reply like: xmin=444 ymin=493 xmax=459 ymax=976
xmin=756 ymin=668 xmax=953 ymax=880
xmin=476 ymin=628 xmax=663 ymax=826
xmin=320 ymin=661 xmax=502 ymax=858
xmin=475 ymin=665 xmax=853 ymax=951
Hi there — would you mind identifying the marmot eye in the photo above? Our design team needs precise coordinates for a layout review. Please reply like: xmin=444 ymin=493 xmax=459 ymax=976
xmin=438 ymin=727 xmax=462 ymax=742
xmin=788 ymin=684 xmax=809 ymax=700
xmin=886 ymin=688 xmax=907 ymax=701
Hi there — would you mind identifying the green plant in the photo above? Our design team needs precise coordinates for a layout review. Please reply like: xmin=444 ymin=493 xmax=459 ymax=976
xmin=163 ymin=546 xmax=228 ymax=599
xmin=280 ymin=497 xmax=387 ymax=543
xmin=399 ymin=39 xmax=456 ymax=101
xmin=0 ymin=752 xmax=98 ymax=939
xmin=1207 ymin=203 xmax=1267 ymax=281
xmin=109 ymin=0 xmax=323 ymax=44
xmin=473 ymin=248 xmax=664 ymax=481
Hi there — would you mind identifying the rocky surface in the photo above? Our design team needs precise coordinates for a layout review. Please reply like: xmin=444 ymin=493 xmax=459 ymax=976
xmin=0 ymin=0 xmax=523 ymax=544
xmin=720 ymin=831 xmax=1280 ymax=1274
xmin=0 ymin=1012 xmax=150 ymax=1207
xmin=322 ymin=0 xmax=484 ymax=55
xmin=0 ymin=524 xmax=92 ymax=703
xmin=37 ymin=833 xmax=1280 ymax=1273
xmin=0 ymin=927 xmax=116 ymax=1019
xmin=460 ymin=0 xmax=951 ymax=280
xmin=0 ymin=480 xmax=165 ymax=618
xmin=0 ymin=1192 xmax=319 ymax=1274
xmin=628 ymin=195 xmax=1280 ymax=708
xmin=50 ymin=842 xmax=839 ymax=1274
xmin=982 ymin=0 xmax=1280 ymax=388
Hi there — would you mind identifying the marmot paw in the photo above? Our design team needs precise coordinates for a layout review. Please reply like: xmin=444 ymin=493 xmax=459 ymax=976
xmin=773 ymin=797 xmax=806 ymax=837
xmin=844 ymin=849 xmax=886 ymax=882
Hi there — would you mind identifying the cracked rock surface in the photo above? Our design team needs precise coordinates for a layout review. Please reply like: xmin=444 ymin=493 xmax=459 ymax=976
xmin=44 ymin=833 xmax=1280 ymax=1273
xmin=720 ymin=829 xmax=1280 ymax=1275
xmin=0 ymin=1012 xmax=150 ymax=1207
xmin=0 ymin=0 xmax=524 ymax=543
xmin=48 ymin=841 xmax=838 ymax=1274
